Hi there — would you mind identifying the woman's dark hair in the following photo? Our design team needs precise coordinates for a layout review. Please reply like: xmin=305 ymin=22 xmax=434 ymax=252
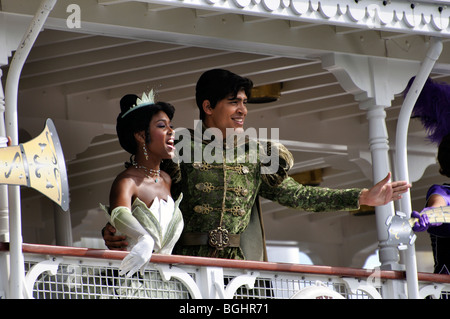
xmin=195 ymin=69 xmax=253 ymax=121
xmin=438 ymin=133 xmax=450 ymax=178
xmin=116 ymin=94 xmax=175 ymax=155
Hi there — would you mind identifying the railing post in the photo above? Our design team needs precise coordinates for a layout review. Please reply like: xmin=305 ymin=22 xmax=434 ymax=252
xmin=197 ymin=266 xmax=225 ymax=299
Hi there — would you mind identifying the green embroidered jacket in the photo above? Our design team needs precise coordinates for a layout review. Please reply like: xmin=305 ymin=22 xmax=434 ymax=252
xmin=162 ymin=126 xmax=362 ymax=261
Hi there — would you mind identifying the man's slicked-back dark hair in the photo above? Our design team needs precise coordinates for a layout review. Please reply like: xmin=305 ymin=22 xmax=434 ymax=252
xmin=195 ymin=69 xmax=253 ymax=121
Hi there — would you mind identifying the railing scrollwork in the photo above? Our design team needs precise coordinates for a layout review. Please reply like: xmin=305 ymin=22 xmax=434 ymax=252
xmin=24 ymin=257 xmax=62 ymax=298
xmin=154 ymin=263 xmax=202 ymax=298
xmin=290 ymin=281 xmax=345 ymax=299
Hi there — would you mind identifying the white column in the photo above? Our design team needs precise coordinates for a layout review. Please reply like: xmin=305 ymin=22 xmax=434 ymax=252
xmin=322 ymin=53 xmax=420 ymax=274
xmin=0 ymin=11 xmax=18 ymax=245
xmin=4 ymin=0 xmax=57 ymax=299
xmin=394 ymin=38 xmax=443 ymax=299
xmin=363 ymin=100 xmax=400 ymax=270
xmin=0 ymin=15 xmax=20 ymax=298
xmin=0 ymin=66 xmax=10 ymax=300
xmin=0 ymin=69 xmax=9 ymax=242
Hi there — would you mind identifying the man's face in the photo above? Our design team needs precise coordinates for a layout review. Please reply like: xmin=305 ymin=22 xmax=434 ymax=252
xmin=204 ymin=89 xmax=248 ymax=137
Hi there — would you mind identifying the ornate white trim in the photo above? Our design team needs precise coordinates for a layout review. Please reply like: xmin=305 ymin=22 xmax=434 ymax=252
xmin=135 ymin=0 xmax=450 ymax=37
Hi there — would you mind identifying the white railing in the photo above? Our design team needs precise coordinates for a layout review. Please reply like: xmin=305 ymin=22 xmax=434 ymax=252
xmin=0 ymin=243 xmax=449 ymax=299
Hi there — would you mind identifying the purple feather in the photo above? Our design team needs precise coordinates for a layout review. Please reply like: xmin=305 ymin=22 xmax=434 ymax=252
xmin=405 ymin=77 xmax=450 ymax=144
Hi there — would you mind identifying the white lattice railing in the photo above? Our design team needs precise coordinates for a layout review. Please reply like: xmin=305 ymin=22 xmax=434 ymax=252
xmin=0 ymin=243 xmax=449 ymax=299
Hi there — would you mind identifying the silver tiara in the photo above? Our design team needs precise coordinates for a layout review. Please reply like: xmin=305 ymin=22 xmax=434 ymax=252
xmin=121 ymin=89 xmax=155 ymax=118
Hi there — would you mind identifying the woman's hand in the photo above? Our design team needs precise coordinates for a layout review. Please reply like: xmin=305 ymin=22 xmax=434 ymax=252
xmin=119 ymin=234 xmax=154 ymax=277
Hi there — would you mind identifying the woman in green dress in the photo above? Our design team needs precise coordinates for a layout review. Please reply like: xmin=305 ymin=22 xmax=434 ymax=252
xmin=103 ymin=91 xmax=183 ymax=278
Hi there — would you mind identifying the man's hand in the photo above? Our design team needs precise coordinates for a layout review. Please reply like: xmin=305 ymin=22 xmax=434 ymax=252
xmin=359 ymin=172 xmax=411 ymax=207
xmin=102 ymin=222 xmax=128 ymax=250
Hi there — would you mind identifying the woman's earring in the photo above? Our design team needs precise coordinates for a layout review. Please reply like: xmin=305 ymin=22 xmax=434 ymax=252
xmin=143 ymin=144 xmax=148 ymax=160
